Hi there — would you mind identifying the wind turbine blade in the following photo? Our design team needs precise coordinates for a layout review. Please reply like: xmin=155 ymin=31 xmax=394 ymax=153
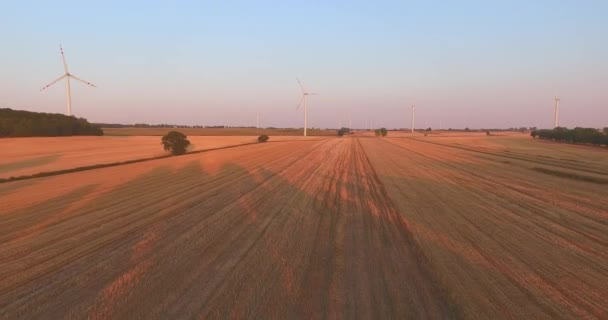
xmin=40 ymin=74 xmax=67 ymax=91
xmin=69 ymin=74 xmax=97 ymax=88
xmin=296 ymin=78 xmax=307 ymax=94
xmin=308 ymin=92 xmax=319 ymax=95
xmin=60 ymin=44 xmax=69 ymax=73
xmin=296 ymin=95 xmax=304 ymax=110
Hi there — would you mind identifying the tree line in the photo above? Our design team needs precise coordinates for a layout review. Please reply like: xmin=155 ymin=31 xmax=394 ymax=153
xmin=95 ymin=123 xmax=263 ymax=129
xmin=531 ymin=127 xmax=608 ymax=146
xmin=0 ymin=108 xmax=103 ymax=137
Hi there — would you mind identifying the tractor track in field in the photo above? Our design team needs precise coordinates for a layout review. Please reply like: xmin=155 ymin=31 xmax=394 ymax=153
xmin=384 ymin=138 xmax=608 ymax=217
xmin=380 ymin=138 xmax=608 ymax=249
xmin=354 ymin=137 xmax=457 ymax=317
xmin=373 ymin=138 xmax=608 ymax=318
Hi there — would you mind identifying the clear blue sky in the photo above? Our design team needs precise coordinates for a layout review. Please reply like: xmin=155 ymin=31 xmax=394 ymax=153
xmin=1 ymin=0 xmax=607 ymax=129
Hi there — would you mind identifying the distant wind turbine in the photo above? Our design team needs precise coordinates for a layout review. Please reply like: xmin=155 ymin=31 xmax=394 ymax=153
xmin=554 ymin=96 xmax=560 ymax=128
xmin=411 ymin=104 xmax=415 ymax=133
xmin=40 ymin=45 xmax=96 ymax=116
xmin=296 ymin=78 xmax=317 ymax=137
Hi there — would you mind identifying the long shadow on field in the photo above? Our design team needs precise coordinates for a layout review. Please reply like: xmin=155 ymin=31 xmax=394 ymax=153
xmin=183 ymin=162 xmax=454 ymax=318
xmin=0 ymin=151 xmax=455 ymax=319
xmin=0 ymin=161 xmax=213 ymax=319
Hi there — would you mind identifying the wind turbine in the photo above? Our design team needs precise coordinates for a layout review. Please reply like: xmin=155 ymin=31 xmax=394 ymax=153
xmin=554 ymin=96 xmax=560 ymax=128
xmin=411 ymin=104 xmax=415 ymax=133
xmin=296 ymin=78 xmax=317 ymax=136
xmin=41 ymin=45 xmax=96 ymax=116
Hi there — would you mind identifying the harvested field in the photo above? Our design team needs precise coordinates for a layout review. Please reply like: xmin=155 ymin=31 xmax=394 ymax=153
xmin=0 ymin=136 xmax=326 ymax=179
xmin=1 ymin=135 xmax=607 ymax=318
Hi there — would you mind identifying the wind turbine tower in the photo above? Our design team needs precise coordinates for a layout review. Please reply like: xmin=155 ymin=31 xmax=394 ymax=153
xmin=554 ymin=96 xmax=560 ymax=128
xmin=41 ymin=45 xmax=97 ymax=116
xmin=411 ymin=104 xmax=415 ymax=133
xmin=296 ymin=78 xmax=317 ymax=136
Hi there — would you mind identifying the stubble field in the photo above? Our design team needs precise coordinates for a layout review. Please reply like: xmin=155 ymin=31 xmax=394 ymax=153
xmin=0 ymin=135 xmax=326 ymax=179
xmin=1 ymin=133 xmax=607 ymax=319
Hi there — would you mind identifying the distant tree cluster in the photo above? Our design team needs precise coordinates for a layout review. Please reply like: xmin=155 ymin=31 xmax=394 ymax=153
xmin=96 ymin=123 xmax=260 ymax=129
xmin=531 ymin=127 xmax=608 ymax=146
xmin=374 ymin=128 xmax=388 ymax=137
xmin=444 ymin=127 xmax=536 ymax=132
xmin=98 ymin=123 xmax=214 ymax=129
xmin=0 ymin=108 xmax=103 ymax=137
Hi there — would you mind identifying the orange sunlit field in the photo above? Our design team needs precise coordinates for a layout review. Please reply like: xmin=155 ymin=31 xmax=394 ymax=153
xmin=0 ymin=135 xmax=326 ymax=179
xmin=1 ymin=132 xmax=607 ymax=318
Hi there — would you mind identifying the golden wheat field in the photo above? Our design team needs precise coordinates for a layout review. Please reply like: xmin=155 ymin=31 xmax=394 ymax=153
xmin=1 ymin=133 xmax=607 ymax=319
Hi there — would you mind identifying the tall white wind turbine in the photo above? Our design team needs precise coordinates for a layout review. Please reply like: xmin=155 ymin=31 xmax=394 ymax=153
xmin=296 ymin=78 xmax=317 ymax=136
xmin=40 ymin=45 xmax=97 ymax=116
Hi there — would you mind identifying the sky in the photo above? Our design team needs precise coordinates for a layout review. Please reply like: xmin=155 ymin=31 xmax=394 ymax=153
xmin=1 ymin=0 xmax=607 ymax=129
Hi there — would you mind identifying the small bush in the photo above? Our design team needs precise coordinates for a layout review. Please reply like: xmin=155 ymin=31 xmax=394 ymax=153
xmin=380 ymin=127 xmax=388 ymax=137
xmin=161 ymin=131 xmax=190 ymax=155
xmin=258 ymin=134 xmax=269 ymax=143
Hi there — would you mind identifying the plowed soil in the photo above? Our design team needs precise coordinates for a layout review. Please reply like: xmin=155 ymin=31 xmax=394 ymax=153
xmin=1 ymin=135 xmax=607 ymax=319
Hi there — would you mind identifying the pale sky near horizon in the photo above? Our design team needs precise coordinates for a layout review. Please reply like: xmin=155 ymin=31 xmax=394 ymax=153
xmin=1 ymin=1 xmax=607 ymax=129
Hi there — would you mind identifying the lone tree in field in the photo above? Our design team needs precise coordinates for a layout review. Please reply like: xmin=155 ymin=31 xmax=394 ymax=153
xmin=258 ymin=134 xmax=269 ymax=143
xmin=337 ymin=128 xmax=350 ymax=137
xmin=380 ymin=127 xmax=388 ymax=137
xmin=161 ymin=131 xmax=190 ymax=155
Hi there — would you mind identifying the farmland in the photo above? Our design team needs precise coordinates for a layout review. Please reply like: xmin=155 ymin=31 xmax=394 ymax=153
xmin=0 ymin=135 xmax=326 ymax=179
xmin=1 ymin=134 xmax=607 ymax=318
